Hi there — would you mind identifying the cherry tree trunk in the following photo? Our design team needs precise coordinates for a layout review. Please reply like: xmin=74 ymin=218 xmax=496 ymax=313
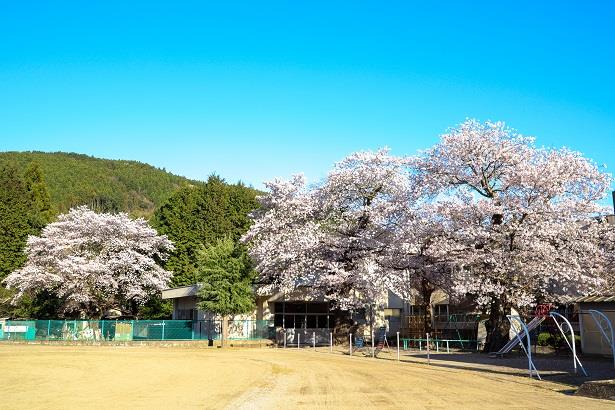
xmin=483 ymin=299 xmax=511 ymax=353
xmin=221 ymin=315 xmax=229 ymax=347
xmin=420 ymin=284 xmax=434 ymax=336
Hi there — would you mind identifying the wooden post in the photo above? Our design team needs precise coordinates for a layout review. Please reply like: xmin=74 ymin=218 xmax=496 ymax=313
xmin=221 ymin=317 xmax=228 ymax=348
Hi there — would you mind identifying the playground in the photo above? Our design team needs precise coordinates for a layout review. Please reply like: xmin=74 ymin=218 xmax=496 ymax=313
xmin=1 ymin=344 xmax=613 ymax=409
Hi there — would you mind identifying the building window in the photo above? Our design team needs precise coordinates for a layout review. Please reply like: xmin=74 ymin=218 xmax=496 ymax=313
xmin=434 ymin=304 xmax=449 ymax=319
xmin=176 ymin=309 xmax=196 ymax=320
xmin=384 ymin=308 xmax=401 ymax=318
xmin=273 ymin=302 xmax=330 ymax=329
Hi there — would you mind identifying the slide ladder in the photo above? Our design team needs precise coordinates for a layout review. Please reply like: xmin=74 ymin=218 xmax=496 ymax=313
xmin=490 ymin=316 xmax=545 ymax=357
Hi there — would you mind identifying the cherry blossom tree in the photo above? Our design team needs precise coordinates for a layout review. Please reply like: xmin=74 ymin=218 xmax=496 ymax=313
xmin=244 ymin=149 xmax=418 ymax=317
xmin=245 ymin=120 xmax=613 ymax=350
xmin=381 ymin=205 xmax=455 ymax=334
xmin=4 ymin=206 xmax=174 ymax=318
xmin=413 ymin=119 xmax=613 ymax=351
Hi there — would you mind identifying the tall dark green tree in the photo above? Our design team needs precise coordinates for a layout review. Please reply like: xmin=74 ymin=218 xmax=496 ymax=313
xmin=196 ymin=237 xmax=256 ymax=346
xmin=0 ymin=163 xmax=36 ymax=278
xmin=152 ymin=175 xmax=259 ymax=286
xmin=0 ymin=162 xmax=55 ymax=317
xmin=24 ymin=162 xmax=54 ymax=229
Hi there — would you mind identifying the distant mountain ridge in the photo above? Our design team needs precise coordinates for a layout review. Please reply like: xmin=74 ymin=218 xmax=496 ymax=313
xmin=0 ymin=151 xmax=202 ymax=219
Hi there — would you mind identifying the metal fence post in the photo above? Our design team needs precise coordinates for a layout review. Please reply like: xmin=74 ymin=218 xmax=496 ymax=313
xmin=313 ymin=331 xmax=316 ymax=351
xmin=396 ymin=332 xmax=400 ymax=362
xmin=349 ymin=334 xmax=352 ymax=357
xmin=283 ymin=328 xmax=287 ymax=348
xmin=162 ymin=320 xmax=165 ymax=341
xmin=101 ymin=321 xmax=105 ymax=341
xmin=297 ymin=333 xmax=300 ymax=350
xmin=47 ymin=320 xmax=51 ymax=339
xmin=330 ymin=331 xmax=333 ymax=353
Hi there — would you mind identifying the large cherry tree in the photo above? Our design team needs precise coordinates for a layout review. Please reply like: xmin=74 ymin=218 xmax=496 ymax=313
xmin=381 ymin=204 xmax=456 ymax=334
xmin=244 ymin=149 xmax=418 ymax=315
xmin=245 ymin=120 xmax=613 ymax=350
xmin=4 ymin=206 xmax=174 ymax=318
xmin=414 ymin=119 xmax=613 ymax=351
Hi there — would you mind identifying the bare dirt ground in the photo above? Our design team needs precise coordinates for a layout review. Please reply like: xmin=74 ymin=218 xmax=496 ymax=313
xmin=387 ymin=349 xmax=615 ymax=386
xmin=1 ymin=344 xmax=613 ymax=409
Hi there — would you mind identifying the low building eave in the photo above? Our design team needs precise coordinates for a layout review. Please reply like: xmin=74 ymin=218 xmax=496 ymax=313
xmin=161 ymin=284 xmax=199 ymax=300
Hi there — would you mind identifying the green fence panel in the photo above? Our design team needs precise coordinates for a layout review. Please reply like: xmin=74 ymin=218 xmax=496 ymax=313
xmin=164 ymin=320 xmax=193 ymax=340
xmin=2 ymin=320 xmax=36 ymax=340
xmin=0 ymin=319 xmax=274 ymax=342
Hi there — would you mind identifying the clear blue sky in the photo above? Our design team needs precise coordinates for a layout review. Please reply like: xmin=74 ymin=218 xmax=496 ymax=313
xmin=1 ymin=1 xmax=614 ymax=191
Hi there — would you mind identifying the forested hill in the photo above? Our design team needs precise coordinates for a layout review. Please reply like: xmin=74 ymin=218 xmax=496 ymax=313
xmin=0 ymin=151 xmax=201 ymax=218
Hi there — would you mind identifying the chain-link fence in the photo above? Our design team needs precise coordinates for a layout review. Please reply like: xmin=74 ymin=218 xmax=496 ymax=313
xmin=0 ymin=319 xmax=274 ymax=342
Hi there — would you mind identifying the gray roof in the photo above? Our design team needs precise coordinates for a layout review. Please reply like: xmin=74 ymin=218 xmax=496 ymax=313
xmin=161 ymin=284 xmax=199 ymax=299
xmin=574 ymin=294 xmax=615 ymax=303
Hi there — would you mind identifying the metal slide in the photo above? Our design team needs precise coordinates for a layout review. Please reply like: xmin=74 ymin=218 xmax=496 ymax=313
xmin=489 ymin=316 xmax=546 ymax=357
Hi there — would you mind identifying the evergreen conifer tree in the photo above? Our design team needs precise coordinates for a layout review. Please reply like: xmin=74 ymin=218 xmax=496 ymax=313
xmin=196 ymin=237 xmax=256 ymax=346
xmin=152 ymin=175 xmax=259 ymax=286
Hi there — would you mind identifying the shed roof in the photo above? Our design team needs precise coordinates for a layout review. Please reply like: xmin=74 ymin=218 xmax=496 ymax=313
xmin=161 ymin=284 xmax=199 ymax=300
xmin=574 ymin=294 xmax=615 ymax=303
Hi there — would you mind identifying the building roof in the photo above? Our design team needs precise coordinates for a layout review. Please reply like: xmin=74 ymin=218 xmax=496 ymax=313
xmin=161 ymin=285 xmax=199 ymax=300
xmin=575 ymin=294 xmax=615 ymax=303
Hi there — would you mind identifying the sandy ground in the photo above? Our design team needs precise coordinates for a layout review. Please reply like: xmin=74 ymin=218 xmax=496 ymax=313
xmin=0 ymin=344 xmax=613 ymax=409
xmin=388 ymin=349 xmax=615 ymax=386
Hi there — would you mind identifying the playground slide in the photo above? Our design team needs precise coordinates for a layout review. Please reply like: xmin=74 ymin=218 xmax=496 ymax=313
xmin=489 ymin=316 xmax=545 ymax=357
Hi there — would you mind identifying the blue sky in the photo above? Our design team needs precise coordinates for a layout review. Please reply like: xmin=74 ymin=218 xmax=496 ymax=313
xmin=1 ymin=1 xmax=614 ymax=192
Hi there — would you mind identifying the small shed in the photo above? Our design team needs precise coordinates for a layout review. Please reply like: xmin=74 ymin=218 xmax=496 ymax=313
xmin=161 ymin=284 xmax=200 ymax=320
xmin=576 ymin=294 xmax=615 ymax=356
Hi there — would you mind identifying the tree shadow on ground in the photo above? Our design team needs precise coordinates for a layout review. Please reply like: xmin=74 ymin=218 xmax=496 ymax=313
xmin=383 ymin=351 xmax=615 ymax=387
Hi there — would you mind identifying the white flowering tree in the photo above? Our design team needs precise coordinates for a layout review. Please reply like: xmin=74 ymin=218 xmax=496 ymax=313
xmin=4 ymin=206 xmax=174 ymax=318
xmin=414 ymin=119 xmax=613 ymax=351
xmin=245 ymin=121 xmax=613 ymax=350
xmin=244 ymin=150 xmax=418 ymax=319
xmin=380 ymin=205 xmax=456 ymax=334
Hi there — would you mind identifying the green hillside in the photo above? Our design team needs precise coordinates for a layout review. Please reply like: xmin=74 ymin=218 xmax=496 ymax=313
xmin=0 ymin=152 xmax=201 ymax=219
